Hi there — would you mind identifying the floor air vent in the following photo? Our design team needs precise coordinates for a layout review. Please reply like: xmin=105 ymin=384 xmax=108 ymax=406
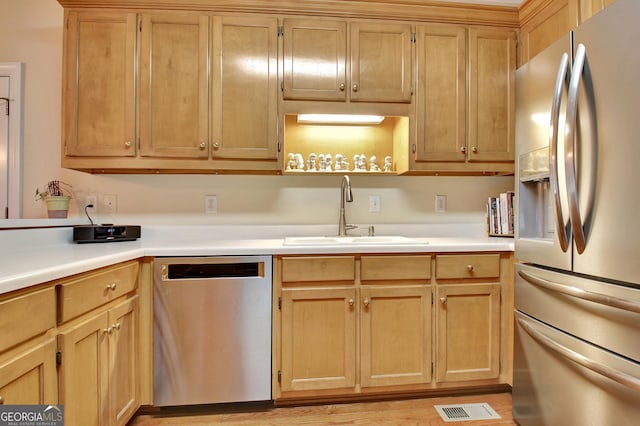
xmin=434 ymin=403 xmax=502 ymax=422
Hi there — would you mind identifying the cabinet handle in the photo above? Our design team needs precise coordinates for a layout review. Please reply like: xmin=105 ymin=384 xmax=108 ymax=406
xmin=460 ymin=146 xmax=467 ymax=154
xmin=212 ymin=142 xmax=220 ymax=150
xmin=113 ymin=322 xmax=121 ymax=331
xmin=199 ymin=141 xmax=206 ymax=150
xmin=466 ymin=264 xmax=475 ymax=273
xmin=339 ymin=83 xmax=345 ymax=91
xmin=471 ymin=146 xmax=478 ymax=153
xmin=103 ymin=326 xmax=113 ymax=335
xmin=363 ymin=298 xmax=370 ymax=307
xmin=124 ymin=140 xmax=132 ymax=148
xmin=352 ymin=83 xmax=359 ymax=92
xmin=348 ymin=298 xmax=354 ymax=306
xmin=106 ymin=282 xmax=117 ymax=291
xmin=440 ymin=296 xmax=447 ymax=305
xmin=412 ymin=143 xmax=417 ymax=154
xmin=0 ymin=395 xmax=4 ymax=405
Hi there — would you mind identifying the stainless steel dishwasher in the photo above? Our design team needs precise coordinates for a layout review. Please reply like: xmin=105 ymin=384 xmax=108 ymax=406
xmin=153 ymin=256 xmax=272 ymax=406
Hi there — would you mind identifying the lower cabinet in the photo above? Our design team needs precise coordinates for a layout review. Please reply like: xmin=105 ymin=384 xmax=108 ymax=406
xmin=275 ymin=254 xmax=434 ymax=399
xmin=280 ymin=287 xmax=357 ymax=392
xmin=0 ymin=337 xmax=58 ymax=405
xmin=58 ymin=296 xmax=139 ymax=426
xmin=275 ymin=252 xmax=513 ymax=402
xmin=360 ymin=285 xmax=432 ymax=388
xmin=435 ymin=284 xmax=501 ymax=382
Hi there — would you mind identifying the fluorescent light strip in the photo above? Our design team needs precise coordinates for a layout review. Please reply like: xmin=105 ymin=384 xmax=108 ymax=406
xmin=297 ymin=114 xmax=385 ymax=125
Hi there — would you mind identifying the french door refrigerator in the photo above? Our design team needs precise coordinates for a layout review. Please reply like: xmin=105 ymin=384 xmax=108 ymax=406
xmin=514 ymin=0 xmax=640 ymax=424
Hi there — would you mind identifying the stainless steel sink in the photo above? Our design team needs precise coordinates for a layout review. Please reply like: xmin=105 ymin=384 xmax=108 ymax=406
xmin=283 ymin=235 xmax=425 ymax=246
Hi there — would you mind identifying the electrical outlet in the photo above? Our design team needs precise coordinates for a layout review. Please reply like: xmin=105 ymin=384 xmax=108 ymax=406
xmin=103 ymin=194 xmax=117 ymax=213
xmin=85 ymin=195 xmax=97 ymax=213
xmin=369 ymin=195 xmax=381 ymax=212
xmin=435 ymin=194 xmax=447 ymax=213
xmin=205 ymin=195 xmax=217 ymax=214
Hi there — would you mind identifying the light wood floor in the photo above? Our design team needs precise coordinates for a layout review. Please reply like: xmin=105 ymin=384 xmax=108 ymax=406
xmin=128 ymin=392 xmax=516 ymax=425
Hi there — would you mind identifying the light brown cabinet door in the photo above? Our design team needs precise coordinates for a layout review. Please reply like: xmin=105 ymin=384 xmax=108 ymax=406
xmin=435 ymin=284 xmax=500 ymax=383
xmin=108 ymin=296 xmax=139 ymax=426
xmin=211 ymin=16 xmax=279 ymax=160
xmin=58 ymin=297 xmax=139 ymax=426
xmin=0 ymin=338 xmax=57 ymax=405
xmin=63 ymin=11 xmax=136 ymax=157
xmin=280 ymin=288 xmax=356 ymax=392
xmin=360 ymin=286 xmax=432 ymax=388
xmin=579 ymin=0 xmax=617 ymax=23
xmin=415 ymin=25 xmax=466 ymax=162
xmin=58 ymin=311 xmax=109 ymax=426
xmin=139 ymin=14 xmax=209 ymax=158
xmin=282 ymin=19 xmax=347 ymax=101
xmin=350 ymin=22 xmax=413 ymax=103
xmin=468 ymin=28 xmax=516 ymax=163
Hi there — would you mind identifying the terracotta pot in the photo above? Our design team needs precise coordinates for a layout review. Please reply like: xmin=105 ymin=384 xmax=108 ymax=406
xmin=45 ymin=195 xmax=71 ymax=218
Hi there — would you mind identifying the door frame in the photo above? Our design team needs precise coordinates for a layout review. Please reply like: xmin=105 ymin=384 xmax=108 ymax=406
xmin=0 ymin=62 xmax=24 ymax=219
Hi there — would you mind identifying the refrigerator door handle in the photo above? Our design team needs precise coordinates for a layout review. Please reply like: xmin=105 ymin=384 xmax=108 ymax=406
xmin=517 ymin=316 xmax=640 ymax=392
xmin=518 ymin=270 xmax=640 ymax=314
xmin=549 ymin=52 xmax=571 ymax=252
xmin=565 ymin=43 xmax=592 ymax=254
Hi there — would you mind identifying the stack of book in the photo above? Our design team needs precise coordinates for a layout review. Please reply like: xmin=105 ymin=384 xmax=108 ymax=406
xmin=487 ymin=191 xmax=514 ymax=236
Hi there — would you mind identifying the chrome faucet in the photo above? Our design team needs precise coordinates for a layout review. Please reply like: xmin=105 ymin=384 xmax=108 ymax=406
xmin=339 ymin=175 xmax=357 ymax=236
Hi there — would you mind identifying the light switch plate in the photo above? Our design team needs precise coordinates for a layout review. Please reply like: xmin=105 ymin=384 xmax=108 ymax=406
xmin=205 ymin=195 xmax=217 ymax=214
xmin=369 ymin=195 xmax=381 ymax=212
xmin=435 ymin=194 xmax=446 ymax=213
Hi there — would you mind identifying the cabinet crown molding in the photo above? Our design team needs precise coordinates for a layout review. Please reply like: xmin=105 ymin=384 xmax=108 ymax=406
xmin=57 ymin=0 xmax=519 ymax=27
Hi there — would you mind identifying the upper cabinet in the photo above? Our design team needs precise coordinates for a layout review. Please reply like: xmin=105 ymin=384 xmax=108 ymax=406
xmin=468 ymin=28 xmax=516 ymax=164
xmin=139 ymin=14 xmax=209 ymax=159
xmin=211 ymin=16 xmax=279 ymax=161
xmin=518 ymin=0 xmax=617 ymax=67
xmin=63 ymin=11 xmax=137 ymax=157
xmin=62 ymin=11 xmax=280 ymax=173
xmin=283 ymin=19 xmax=412 ymax=104
xmin=412 ymin=25 xmax=516 ymax=174
xmin=59 ymin=1 xmax=520 ymax=175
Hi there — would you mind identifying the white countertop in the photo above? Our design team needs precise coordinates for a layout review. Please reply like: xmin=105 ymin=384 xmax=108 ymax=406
xmin=0 ymin=224 xmax=513 ymax=295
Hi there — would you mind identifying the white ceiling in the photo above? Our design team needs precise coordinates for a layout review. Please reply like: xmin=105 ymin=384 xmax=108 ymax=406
xmin=433 ymin=0 xmax=524 ymax=6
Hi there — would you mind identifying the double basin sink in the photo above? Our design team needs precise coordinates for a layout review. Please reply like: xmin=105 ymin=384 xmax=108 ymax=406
xmin=283 ymin=235 xmax=426 ymax=246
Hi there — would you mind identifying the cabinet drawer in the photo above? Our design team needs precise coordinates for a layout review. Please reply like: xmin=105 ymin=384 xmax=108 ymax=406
xmin=435 ymin=254 xmax=500 ymax=280
xmin=0 ymin=287 xmax=56 ymax=353
xmin=58 ymin=261 xmax=139 ymax=323
xmin=281 ymin=256 xmax=355 ymax=284
xmin=361 ymin=255 xmax=431 ymax=281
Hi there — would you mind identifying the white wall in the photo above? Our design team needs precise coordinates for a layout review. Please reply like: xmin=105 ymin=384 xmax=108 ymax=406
xmin=0 ymin=0 xmax=514 ymax=226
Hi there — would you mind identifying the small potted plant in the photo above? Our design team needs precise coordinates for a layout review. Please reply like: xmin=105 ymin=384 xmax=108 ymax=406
xmin=35 ymin=180 xmax=72 ymax=218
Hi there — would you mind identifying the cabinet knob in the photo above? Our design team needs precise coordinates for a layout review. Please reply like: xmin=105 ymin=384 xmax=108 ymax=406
xmin=339 ymin=83 xmax=345 ymax=91
xmin=113 ymin=322 xmax=121 ymax=331
xmin=124 ymin=140 xmax=132 ymax=148
xmin=103 ymin=326 xmax=113 ymax=335
xmin=363 ymin=298 xmax=370 ymax=307
xmin=460 ymin=146 xmax=467 ymax=154
xmin=106 ymin=282 xmax=117 ymax=291
xmin=472 ymin=146 xmax=478 ymax=153
xmin=348 ymin=298 xmax=354 ymax=306
xmin=212 ymin=142 xmax=220 ymax=150
xmin=0 ymin=395 xmax=4 ymax=405
xmin=199 ymin=141 xmax=206 ymax=150
xmin=440 ymin=296 xmax=447 ymax=305
xmin=466 ymin=264 xmax=475 ymax=273
xmin=352 ymin=83 xmax=359 ymax=92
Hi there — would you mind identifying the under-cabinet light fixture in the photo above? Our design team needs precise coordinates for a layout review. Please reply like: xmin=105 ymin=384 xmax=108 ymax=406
xmin=297 ymin=114 xmax=385 ymax=125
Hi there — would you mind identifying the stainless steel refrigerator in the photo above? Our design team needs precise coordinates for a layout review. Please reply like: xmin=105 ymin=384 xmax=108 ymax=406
xmin=514 ymin=0 xmax=640 ymax=424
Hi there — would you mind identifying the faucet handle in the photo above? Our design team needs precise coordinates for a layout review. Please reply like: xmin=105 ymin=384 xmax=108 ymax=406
xmin=368 ymin=225 xmax=375 ymax=237
xmin=346 ymin=224 xmax=358 ymax=232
